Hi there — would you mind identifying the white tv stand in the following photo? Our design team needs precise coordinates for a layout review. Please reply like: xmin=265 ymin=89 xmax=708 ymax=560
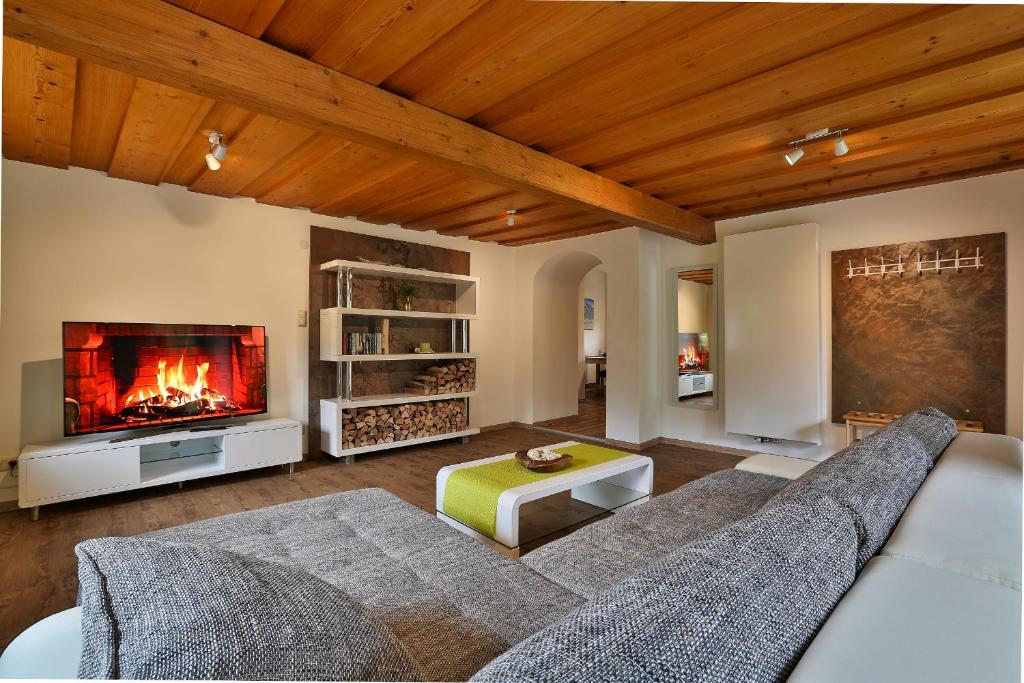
xmin=18 ymin=418 xmax=301 ymax=520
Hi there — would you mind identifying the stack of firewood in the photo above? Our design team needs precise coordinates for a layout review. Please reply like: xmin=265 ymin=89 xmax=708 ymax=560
xmin=405 ymin=360 xmax=476 ymax=395
xmin=342 ymin=400 xmax=467 ymax=449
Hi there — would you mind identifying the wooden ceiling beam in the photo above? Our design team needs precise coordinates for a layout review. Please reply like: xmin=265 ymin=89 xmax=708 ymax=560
xmin=164 ymin=0 xmax=287 ymax=40
xmin=308 ymin=0 xmax=486 ymax=86
xmin=2 ymin=37 xmax=76 ymax=168
xmin=3 ymin=0 xmax=715 ymax=244
xmin=107 ymin=0 xmax=283 ymax=185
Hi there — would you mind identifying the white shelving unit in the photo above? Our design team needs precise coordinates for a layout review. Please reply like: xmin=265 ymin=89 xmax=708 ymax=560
xmin=319 ymin=260 xmax=481 ymax=460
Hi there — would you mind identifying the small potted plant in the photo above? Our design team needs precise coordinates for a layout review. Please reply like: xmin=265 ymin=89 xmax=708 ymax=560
xmin=382 ymin=279 xmax=419 ymax=311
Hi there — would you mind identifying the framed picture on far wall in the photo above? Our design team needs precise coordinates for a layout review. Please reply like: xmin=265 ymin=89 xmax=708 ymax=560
xmin=583 ymin=298 xmax=595 ymax=330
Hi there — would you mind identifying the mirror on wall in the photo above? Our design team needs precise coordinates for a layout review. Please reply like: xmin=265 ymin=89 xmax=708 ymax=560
xmin=673 ymin=266 xmax=717 ymax=410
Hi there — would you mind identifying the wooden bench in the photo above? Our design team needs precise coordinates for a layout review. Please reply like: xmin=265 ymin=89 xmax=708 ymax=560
xmin=842 ymin=411 xmax=983 ymax=446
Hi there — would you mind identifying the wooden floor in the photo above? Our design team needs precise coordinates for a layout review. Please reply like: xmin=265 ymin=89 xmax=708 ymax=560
xmin=0 ymin=425 xmax=741 ymax=650
xmin=534 ymin=390 xmax=606 ymax=439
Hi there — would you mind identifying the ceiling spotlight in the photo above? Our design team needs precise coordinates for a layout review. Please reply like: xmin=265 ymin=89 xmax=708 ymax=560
xmin=506 ymin=208 xmax=517 ymax=227
xmin=205 ymin=131 xmax=227 ymax=171
xmin=834 ymin=134 xmax=850 ymax=157
xmin=784 ymin=127 xmax=850 ymax=166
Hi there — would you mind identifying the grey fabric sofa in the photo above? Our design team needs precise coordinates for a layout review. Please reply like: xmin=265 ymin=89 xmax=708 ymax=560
xmin=1 ymin=409 xmax=1020 ymax=681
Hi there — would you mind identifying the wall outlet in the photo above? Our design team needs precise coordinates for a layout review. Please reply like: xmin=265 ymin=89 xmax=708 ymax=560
xmin=297 ymin=310 xmax=308 ymax=327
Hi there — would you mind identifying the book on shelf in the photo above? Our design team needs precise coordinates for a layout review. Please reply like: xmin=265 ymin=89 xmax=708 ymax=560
xmin=343 ymin=331 xmax=385 ymax=355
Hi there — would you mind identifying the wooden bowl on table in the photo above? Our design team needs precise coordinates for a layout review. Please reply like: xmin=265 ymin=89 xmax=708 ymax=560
xmin=514 ymin=450 xmax=573 ymax=473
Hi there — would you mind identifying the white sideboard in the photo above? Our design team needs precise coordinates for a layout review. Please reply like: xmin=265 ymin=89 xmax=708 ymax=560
xmin=18 ymin=418 xmax=302 ymax=519
xmin=678 ymin=373 xmax=714 ymax=398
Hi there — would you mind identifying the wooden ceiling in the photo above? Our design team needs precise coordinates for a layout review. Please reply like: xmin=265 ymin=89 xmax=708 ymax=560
xmin=3 ymin=1 xmax=1023 ymax=247
xmin=678 ymin=268 xmax=714 ymax=285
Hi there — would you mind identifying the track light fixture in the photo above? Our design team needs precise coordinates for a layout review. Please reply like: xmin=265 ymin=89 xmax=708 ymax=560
xmin=205 ymin=131 xmax=228 ymax=171
xmin=834 ymin=133 xmax=850 ymax=157
xmin=506 ymin=208 xmax=517 ymax=227
xmin=783 ymin=127 xmax=850 ymax=166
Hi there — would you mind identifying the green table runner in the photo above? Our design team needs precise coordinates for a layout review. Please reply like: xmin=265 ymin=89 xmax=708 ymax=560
xmin=441 ymin=443 xmax=630 ymax=539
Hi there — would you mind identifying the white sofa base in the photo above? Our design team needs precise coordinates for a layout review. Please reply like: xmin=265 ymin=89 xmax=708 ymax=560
xmin=790 ymin=431 xmax=1023 ymax=682
xmin=0 ymin=607 xmax=81 ymax=679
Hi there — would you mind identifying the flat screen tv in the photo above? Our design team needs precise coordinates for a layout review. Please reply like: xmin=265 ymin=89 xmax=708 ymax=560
xmin=63 ymin=322 xmax=267 ymax=436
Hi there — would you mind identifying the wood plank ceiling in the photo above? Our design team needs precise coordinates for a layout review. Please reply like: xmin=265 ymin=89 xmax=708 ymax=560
xmin=3 ymin=1 xmax=1023 ymax=247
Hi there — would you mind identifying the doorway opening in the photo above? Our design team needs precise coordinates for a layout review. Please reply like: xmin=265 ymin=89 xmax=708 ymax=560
xmin=530 ymin=253 xmax=606 ymax=441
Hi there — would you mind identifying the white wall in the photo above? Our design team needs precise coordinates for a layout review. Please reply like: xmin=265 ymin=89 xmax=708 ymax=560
xmin=3 ymin=161 xmax=1020 ymax=481
xmin=530 ymin=251 xmax=602 ymax=422
xmin=657 ymin=170 xmax=1024 ymax=458
xmin=0 ymin=161 xmax=519 ymax=475
xmin=581 ymin=267 xmax=606 ymax=385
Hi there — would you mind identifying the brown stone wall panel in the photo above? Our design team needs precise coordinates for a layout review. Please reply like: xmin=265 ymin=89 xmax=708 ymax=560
xmin=831 ymin=232 xmax=1006 ymax=433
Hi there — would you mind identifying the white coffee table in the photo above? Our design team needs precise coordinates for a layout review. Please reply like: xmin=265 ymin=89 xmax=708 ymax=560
xmin=436 ymin=441 xmax=653 ymax=558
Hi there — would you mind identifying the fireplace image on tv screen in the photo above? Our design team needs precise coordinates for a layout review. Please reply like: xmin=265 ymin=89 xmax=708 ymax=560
xmin=63 ymin=322 xmax=267 ymax=436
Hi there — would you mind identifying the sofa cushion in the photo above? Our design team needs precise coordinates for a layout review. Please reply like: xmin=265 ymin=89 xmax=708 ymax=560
xmin=882 ymin=432 xmax=1023 ymax=589
xmin=789 ymin=556 xmax=1022 ymax=683
xmin=76 ymin=537 xmax=419 ymax=681
xmin=766 ymin=423 xmax=930 ymax=569
xmin=139 ymin=488 xmax=585 ymax=681
xmin=521 ymin=469 xmax=787 ymax=599
xmin=472 ymin=501 xmax=859 ymax=683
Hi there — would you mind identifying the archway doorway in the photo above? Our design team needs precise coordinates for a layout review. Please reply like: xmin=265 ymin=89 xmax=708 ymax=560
xmin=530 ymin=252 xmax=607 ymax=440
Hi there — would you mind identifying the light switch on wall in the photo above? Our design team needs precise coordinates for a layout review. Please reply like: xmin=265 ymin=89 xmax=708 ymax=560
xmin=297 ymin=310 xmax=308 ymax=327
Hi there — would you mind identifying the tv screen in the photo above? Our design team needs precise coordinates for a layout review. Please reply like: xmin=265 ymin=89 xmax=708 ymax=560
xmin=63 ymin=322 xmax=267 ymax=436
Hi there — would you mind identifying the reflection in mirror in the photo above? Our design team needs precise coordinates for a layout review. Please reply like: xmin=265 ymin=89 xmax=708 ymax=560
xmin=676 ymin=267 xmax=715 ymax=409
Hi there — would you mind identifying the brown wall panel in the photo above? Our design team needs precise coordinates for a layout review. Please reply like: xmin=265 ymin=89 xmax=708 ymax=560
xmin=831 ymin=232 xmax=1006 ymax=433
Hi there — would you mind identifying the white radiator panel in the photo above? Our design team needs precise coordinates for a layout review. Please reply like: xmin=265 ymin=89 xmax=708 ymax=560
xmin=724 ymin=223 xmax=822 ymax=444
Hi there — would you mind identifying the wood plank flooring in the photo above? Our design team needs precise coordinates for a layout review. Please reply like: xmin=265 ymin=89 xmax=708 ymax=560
xmin=534 ymin=394 xmax=606 ymax=439
xmin=0 ymin=426 xmax=741 ymax=650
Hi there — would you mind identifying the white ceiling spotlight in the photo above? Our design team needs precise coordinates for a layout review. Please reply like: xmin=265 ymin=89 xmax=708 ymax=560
xmin=205 ymin=131 xmax=228 ymax=171
xmin=506 ymin=208 xmax=517 ymax=227
xmin=834 ymin=132 xmax=850 ymax=157
xmin=784 ymin=127 xmax=850 ymax=166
